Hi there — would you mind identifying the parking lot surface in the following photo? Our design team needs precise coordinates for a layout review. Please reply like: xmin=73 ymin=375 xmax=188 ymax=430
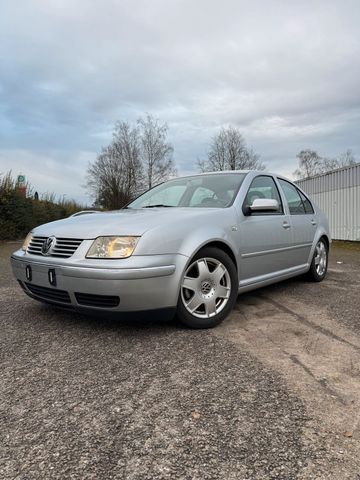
xmin=1 ymin=241 xmax=360 ymax=479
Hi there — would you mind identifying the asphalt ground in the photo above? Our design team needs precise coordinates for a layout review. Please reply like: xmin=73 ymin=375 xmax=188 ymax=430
xmin=1 ymin=241 xmax=360 ymax=479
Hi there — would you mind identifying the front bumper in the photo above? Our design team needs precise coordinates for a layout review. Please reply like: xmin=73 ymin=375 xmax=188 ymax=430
xmin=11 ymin=250 xmax=189 ymax=312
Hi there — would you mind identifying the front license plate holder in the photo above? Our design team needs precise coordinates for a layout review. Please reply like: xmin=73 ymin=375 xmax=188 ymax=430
xmin=48 ymin=269 xmax=56 ymax=286
xmin=25 ymin=265 xmax=32 ymax=281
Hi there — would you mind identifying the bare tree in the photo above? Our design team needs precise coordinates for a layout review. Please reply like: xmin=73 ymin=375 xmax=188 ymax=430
xmin=293 ymin=150 xmax=323 ymax=179
xmin=86 ymin=121 xmax=143 ymax=209
xmin=323 ymin=149 xmax=357 ymax=171
xmin=199 ymin=126 xmax=264 ymax=172
xmin=138 ymin=114 xmax=175 ymax=189
xmin=112 ymin=120 xmax=144 ymax=195
xmin=338 ymin=149 xmax=356 ymax=166
xmin=294 ymin=149 xmax=357 ymax=179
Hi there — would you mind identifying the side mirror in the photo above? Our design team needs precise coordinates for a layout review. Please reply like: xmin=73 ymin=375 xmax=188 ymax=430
xmin=242 ymin=198 xmax=279 ymax=217
xmin=250 ymin=198 xmax=279 ymax=212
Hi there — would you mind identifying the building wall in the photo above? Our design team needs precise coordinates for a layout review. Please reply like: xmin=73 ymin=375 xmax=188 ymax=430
xmin=296 ymin=163 xmax=360 ymax=241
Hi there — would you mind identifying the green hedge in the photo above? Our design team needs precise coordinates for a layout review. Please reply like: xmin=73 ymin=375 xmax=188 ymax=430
xmin=0 ymin=172 xmax=83 ymax=240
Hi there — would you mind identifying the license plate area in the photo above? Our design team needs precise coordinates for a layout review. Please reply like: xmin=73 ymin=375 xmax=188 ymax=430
xmin=25 ymin=265 xmax=32 ymax=281
xmin=22 ymin=263 xmax=59 ymax=288
xmin=48 ymin=268 xmax=56 ymax=286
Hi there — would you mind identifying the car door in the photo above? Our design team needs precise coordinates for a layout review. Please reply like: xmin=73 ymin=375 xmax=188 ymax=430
xmin=277 ymin=178 xmax=317 ymax=267
xmin=238 ymin=175 xmax=294 ymax=284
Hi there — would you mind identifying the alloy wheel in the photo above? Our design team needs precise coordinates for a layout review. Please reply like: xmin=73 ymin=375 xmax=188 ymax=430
xmin=314 ymin=240 xmax=327 ymax=276
xmin=181 ymin=257 xmax=231 ymax=319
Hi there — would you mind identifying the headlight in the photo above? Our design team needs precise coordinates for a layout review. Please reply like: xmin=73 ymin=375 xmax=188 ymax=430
xmin=86 ymin=236 xmax=139 ymax=259
xmin=22 ymin=231 xmax=33 ymax=251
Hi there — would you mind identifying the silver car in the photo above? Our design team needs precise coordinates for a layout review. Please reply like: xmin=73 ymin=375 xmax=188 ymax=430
xmin=11 ymin=171 xmax=330 ymax=328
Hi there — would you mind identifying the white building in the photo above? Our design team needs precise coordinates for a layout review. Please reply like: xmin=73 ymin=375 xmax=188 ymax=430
xmin=296 ymin=163 xmax=360 ymax=241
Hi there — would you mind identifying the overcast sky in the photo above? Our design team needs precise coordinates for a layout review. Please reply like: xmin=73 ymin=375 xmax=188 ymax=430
xmin=1 ymin=0 xmax=359 ymax=204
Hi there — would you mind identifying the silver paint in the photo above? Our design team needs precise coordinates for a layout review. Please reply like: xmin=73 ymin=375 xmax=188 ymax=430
xmin=11 ymin=171 xmax=331 ymax=313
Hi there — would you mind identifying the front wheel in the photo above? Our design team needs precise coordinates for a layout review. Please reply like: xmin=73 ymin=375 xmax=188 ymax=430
xmin=307 ymin=238 xmax=329 ymax=282
xmin=176 ymin=247 xmax=238 ymax=329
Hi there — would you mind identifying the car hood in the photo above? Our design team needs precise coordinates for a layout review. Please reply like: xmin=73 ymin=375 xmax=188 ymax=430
xmin=33 ymin=208 xmax=223 ymax=239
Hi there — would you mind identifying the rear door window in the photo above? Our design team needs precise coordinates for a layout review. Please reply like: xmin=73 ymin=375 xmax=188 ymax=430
xmin=298 ymin=190 xmax=314 ymax=214
xmin=278 ymin=179 xmax=312 ymax=215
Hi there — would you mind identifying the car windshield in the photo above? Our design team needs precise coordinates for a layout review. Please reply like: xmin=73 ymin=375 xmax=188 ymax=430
xmin=127 ymin=173 xmax=247 ymax=209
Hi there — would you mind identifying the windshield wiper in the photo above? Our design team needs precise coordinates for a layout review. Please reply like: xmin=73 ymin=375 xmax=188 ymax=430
xmin=143 ymin=204 xmax=174 ymax=208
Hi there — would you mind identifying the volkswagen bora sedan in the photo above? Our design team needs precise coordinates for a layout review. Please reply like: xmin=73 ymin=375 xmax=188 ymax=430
xmin=11 ymin=171 xmax=330 ymax=328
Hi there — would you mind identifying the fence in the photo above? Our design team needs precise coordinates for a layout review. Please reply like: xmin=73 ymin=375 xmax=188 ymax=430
xmin=296 ymin=163 xmax=360 ymax=241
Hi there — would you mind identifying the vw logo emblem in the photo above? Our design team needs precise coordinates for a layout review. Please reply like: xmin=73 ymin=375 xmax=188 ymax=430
xmin=201 ymin=281 xmax=212 ymax=294
xmin=42 ymin=236 xmax=56 ymax=255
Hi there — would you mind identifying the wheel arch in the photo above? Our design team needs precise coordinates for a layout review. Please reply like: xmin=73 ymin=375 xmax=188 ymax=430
xmin=308 ymin=231 xmax=331 ymax=266
xmin=320 ymin=234 xmax=330 ymax=250
xmin=187 ymin=240 xmax=238 ymax=273
xmin=176 ymin=240 xmax=239 ymax=328
xmin=173 ymin=236 xmax=239 ymax=302
xmin=197 ymin=241 xmax=238 ymax=271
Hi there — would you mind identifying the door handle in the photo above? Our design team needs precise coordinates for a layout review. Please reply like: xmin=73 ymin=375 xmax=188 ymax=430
xmin=311 ymin=219 xmax=317 ymax=226
xmin=282 ymin=221 xmax=291 ymax=229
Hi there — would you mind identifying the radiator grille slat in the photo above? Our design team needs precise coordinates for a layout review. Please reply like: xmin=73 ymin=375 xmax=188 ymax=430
xmin=27 ymin=236 xmax=83 ymax=258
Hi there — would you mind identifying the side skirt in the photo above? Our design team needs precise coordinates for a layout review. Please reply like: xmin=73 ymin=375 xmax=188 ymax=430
xmin=238 ymin=264 xmax=310 ymax=294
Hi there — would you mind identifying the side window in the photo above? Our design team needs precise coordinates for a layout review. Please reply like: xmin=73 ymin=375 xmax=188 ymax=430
xmin=278 ymin=179 xmax=307 ymax=215
xmin=245 ymin=176 xmax=283 ymax=214
xmin=298 ymin=190 xmax=314 ymax=214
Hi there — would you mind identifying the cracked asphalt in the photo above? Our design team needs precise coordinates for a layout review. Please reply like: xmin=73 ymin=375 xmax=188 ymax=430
xmin=1 ymin=241 xmax=360 ymax=479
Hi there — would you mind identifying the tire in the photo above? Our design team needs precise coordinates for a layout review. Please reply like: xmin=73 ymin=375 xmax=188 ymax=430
xmin=307 ymin=238 xmax=329 ymax=282
xmin=176 ymin=247 xmax=238 ymax=329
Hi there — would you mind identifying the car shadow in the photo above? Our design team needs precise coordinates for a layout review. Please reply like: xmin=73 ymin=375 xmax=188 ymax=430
xmin=30 ymin=273 xmax=324 ymax=332
xmin=36 ymin=302 xmax=179 ymax=333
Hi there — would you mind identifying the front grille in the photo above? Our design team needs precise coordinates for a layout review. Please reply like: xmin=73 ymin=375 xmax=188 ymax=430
xmin=27 ymin=236 xmax=83 ymax=258
xmin=25 ymin=283 xmax=71 ymax=304
xmin=75 ymin=292 xmax=120 ymax=308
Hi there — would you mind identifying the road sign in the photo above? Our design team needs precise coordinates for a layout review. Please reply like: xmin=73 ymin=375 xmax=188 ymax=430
xmin=17 ymin=174 xmax=26 ymax=194
xmin=17 ymin=175 xmax=25 ymax=184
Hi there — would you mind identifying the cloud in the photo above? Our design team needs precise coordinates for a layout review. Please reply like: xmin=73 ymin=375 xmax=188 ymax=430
xmin=0 ymin=149 xmax=93 ymax=204
xmin=0 ymin=0 xmax=359 ymax=201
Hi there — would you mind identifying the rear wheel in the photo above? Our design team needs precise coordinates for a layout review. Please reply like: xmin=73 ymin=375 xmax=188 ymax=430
xmin=176 ymin=247 xmax=238 ymax=329
xmin=307 ymin=238 xmax=329 ymax=282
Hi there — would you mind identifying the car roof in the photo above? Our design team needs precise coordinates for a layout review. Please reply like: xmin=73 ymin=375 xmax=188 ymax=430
xmin=177 ymin=170 xmax=292 ymax=182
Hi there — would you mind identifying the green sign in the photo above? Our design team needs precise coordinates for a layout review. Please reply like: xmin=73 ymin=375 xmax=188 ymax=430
xmin=18 ymin=175 xmax=25 ymax=183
